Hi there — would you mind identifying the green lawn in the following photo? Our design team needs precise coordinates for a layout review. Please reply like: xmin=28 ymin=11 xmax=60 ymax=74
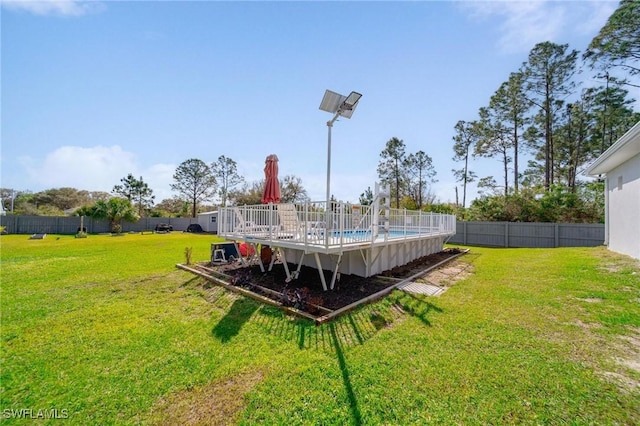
xmin=1 ymin=233 xmax=639 ymax=424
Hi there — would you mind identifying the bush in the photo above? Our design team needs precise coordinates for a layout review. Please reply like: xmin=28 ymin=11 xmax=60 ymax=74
xmin=466 ymin=184 xmax=604 ymax=223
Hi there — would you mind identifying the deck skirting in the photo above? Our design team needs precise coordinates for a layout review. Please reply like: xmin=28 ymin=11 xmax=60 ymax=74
xmin=282 ymin=234 xmax=449 ymax=277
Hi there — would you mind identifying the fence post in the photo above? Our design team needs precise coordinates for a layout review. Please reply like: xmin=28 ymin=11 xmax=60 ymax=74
xmin=463 ymin=221 xmax=467 ymax=245
xmin=505 ymin=222 xmax=509 ymax=248
xmin=555 ymin=223 xmax=559 ymax=248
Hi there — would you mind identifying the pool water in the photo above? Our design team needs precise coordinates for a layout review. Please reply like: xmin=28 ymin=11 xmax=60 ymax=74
xmin=330 ymin=229 xmax=419 ymax=239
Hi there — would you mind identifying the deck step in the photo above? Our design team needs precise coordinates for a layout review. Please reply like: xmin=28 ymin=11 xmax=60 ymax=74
xmin=398 ymin=281 xmax=445 ymax=296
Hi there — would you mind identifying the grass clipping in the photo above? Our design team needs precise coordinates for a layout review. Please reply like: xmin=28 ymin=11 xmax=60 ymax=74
xmin=150 ymin=371 xmax=263 ymax=425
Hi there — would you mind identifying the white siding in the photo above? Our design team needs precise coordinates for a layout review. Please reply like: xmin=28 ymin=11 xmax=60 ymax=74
xmin=197 ymin=212 xmax=218 ymax=232
xmin=608 ymin=153 xmax=640 ymax=259
xmin=283 ymin=236 xmax=448 ymax=277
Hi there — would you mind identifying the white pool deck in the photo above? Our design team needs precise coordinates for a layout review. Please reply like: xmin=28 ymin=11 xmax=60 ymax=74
xmin=218 ymin=201 xmax=456 ymax=291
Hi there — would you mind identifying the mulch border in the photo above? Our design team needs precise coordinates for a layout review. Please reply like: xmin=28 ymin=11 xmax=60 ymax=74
xmin=176 ymin=248 xmax=469 ymax=324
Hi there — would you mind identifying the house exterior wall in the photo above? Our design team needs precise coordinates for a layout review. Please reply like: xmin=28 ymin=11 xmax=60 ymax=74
xmin=607 ymin=153 xmax=640 ymax=260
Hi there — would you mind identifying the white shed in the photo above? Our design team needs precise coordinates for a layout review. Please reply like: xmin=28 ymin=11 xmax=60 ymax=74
xmin=197 ymin=211 xmax=218 ymax=233
xmin=585 ymin=121 xmax=640 ymax=260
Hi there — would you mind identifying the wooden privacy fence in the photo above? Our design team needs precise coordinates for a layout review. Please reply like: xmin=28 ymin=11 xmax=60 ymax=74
xmin=0 ymin=215 xmax=200 ymax=235
xmin=447 ymin=221 xmax=604 ymax=248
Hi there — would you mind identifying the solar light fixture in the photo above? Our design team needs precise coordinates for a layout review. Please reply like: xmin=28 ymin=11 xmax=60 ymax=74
xmin=319 ymin=90 xmax=362 ymax=119
xmin=319 ymin=89 xmax=362 ymax=231
xmin=342 ymin=91 xmax=362 ymax=109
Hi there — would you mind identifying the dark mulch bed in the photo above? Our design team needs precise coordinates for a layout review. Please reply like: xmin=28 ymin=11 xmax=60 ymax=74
xmin=206 ymin=247 xmax=464 ymax=313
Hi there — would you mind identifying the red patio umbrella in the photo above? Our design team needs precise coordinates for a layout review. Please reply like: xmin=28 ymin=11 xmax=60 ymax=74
xmin=261 ymin=154 xmax=280 ymax=265
xmin=261 ymin=154 xmax=281 ymax=204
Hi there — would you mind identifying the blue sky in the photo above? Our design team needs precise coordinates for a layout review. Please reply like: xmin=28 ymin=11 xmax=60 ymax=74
xmin=2 ymin=0 xmax=630 ymax=205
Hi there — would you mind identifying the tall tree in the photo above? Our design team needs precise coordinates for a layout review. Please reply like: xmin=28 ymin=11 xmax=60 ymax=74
xmin=475 ymin=107 xmax=512 ymax=196
xmin=475 ymin=176 xmax=500 ymax=197
xmin=377 ymin=137 xmax=408 ymax=208
xmin=451 ymin=120 xmax=479 ymax=208
xmin=280 ymin=175 xmax=309 ymax=203
xmin=211 ymin=155 xmax=244 ymax=207
xmin=32 ymin=187 xmax=89 ymax=211
xmin=359 ymin=186 xmax=374 ymax=206
xmin=488 ymin=72 xmax=530 ymax=193
xmin=170 ymin=159 xmax=217 ymax=218
xmin=112 ymin=174 xmax=155 ymax=217
xmin=152 ymin=197 xmax=191 ymax=217
xmin=229 ymin=181 xmax=264 ymax=206
xmin=584 ymin=0 xmax=640 ymax=81
xmin=588 ymin=77 xmax=640 ymax=153
xmin=553 ymin=100 xmax=592 ymax=191
xmin=521 ymin=42 xmax=578 ymax=190
xmin=405 ymin=150 xmax=437 ymax=209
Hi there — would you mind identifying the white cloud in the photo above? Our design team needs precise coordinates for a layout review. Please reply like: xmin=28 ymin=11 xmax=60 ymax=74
xmin=459 ymin=1 xmax=615 ymax=54
xmin=1 ymin=0 xmax=104 ymax=17
xmin=20 ymin=145 xmax=136 ymax=190
xmin=574 ymin=2 xmax=617 ymax=36
xmin=18 ymin=145 xmax=181 ymax=201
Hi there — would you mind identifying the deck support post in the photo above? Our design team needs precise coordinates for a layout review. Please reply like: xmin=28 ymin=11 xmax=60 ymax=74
xmin=313 ymin=252 xmax=328 ymax=291
xmin=272 ymin=248 xmax=292 ymax=281
xmin=329 ymin=253 xmax=343 ymax=290
xmin=294 ymin=252 xmax=305 ymax=278
xmin=250 ymin=243 xmax=265 ymax=272
xmin=268 ymin=248 xmax=277 ymax=271
xmin=233 ymin=241 xmax=248 ymax=266
xmin=286 ymin=252 xmax=305 ymax=282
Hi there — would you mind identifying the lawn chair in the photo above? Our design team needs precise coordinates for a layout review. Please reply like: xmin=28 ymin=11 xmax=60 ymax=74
xmin=276 ymin=203 xmax=305 ymax=239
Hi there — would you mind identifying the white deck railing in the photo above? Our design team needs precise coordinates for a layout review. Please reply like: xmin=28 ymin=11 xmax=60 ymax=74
xmin=218 ymin=201 xmax=456 ymax=249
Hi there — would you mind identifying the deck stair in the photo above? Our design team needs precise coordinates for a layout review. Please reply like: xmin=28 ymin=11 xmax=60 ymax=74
xmin=373 ymin=182 xmax=390 ymax=238
xmin=397 ymin=281 xmax=445 ymax=296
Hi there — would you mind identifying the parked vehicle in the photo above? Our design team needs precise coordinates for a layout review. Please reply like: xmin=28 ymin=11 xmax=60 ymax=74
xmin=155 ymin=223 xmax=173 ymax=232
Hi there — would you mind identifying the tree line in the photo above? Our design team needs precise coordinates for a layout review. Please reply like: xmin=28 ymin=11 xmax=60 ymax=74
xmin=365 ymin=2 xmax=638 ymax=223
xmin=449 ymin=0 xmax=639 ymax=222
xmin=0 ymin=155 xmax=309 ymax=223
xmin=1 ymin=1 xmax=637 ymax=225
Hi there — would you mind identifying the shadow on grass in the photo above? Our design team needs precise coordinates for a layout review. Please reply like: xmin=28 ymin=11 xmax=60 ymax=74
xmin=207 ymin=296 xmax=367 ymax=424
xmin=252 ymin=301 xmax=404 ymax=352
xmin=329 ymin=322 xmax=362 ymax=426
xmin=179 ymin=276 xmax=201 ymax=288
xmin=389 ymin=291 xmax=443 ymax=327
xmin=212 ymin=298 xmax=260 ymax=343
xmin=207 ymin=287 xmax=443 ymax=348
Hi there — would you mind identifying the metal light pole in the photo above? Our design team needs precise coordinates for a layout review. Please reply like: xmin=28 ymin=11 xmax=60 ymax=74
xmin=326 ymin=120 xmax=332 ymax=209
xmin=325 ymin=114 xmax=339 ymax=209
xmin=319 ymin=90 xmax=362 ymax=210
